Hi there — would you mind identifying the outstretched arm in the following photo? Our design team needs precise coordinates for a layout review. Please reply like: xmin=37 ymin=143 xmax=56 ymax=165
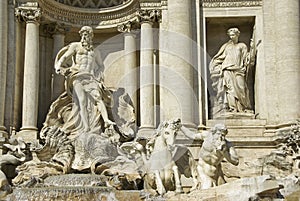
xmin=180 ymin=126 xmax=207 ymax=141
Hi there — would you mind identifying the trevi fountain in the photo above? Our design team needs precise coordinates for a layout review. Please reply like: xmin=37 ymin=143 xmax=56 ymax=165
xmin=0 ymin=0 xmax=299 ymax=200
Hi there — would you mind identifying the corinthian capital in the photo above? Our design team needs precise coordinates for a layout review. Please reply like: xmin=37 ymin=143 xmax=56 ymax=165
xmin=15 ymin=7 xmax=41 ymax=23
xmin=117 ymin=20 xmax=140 ymax=33
xmin=117 ymin=21 xmax=133 ymax=33
xmin=137 ymin=9 xmax=161 ymax=24
xmin=44 ymin=23 xmax=69 ymax=36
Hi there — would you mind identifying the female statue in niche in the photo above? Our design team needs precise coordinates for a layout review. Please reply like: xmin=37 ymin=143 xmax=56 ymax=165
xmin=209 ymin=27 xmax=255 ymax=116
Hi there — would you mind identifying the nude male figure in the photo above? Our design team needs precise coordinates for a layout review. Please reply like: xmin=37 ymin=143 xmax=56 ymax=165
xmin=55 ymin=26 xmax=115 ymax=131
xmin=181 ymin=124 xmax=239 ymax=189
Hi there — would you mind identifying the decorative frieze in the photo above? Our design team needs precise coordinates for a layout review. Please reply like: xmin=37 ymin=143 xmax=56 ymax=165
xmin=54 ymin=0 xmax=128 ymax=9
xmin=137 ymin=9 xmax=161 ymax=23
xmin=39 ymin=0 xmax=139 ymax=28
xmin=202 ymin=0 xmax=262 ymax=8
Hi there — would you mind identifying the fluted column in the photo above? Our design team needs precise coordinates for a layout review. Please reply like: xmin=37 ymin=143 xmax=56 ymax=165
xmin=138 ymin=10 xmax=159 ymax=137
xmin=117 ymin=22 xmax=138 ymax=112
xmin=16 ymin=5 xmax=41 ymax=142
xmin=51 ymin=24 xmax=66 ymax=101
xmin=159 ymin=0 xmax=196 ymax=128
xmin=275 ymin=0 xmax=300 ymax=122
xmin=0 ymin=1 xmax=8 ymax=141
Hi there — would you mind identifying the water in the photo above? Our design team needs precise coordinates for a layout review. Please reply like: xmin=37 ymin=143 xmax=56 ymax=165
xmin=43 ymin=174 xmax=107 ymax=187
xmin=6 ymin=186 xmax=117 ymax=201
xmin=5 ymin=174 xmax=143 ymax=201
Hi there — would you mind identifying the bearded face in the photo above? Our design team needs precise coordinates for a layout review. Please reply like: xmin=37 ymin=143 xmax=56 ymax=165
xmin=80 ymin=31 xmax=92 ymax=47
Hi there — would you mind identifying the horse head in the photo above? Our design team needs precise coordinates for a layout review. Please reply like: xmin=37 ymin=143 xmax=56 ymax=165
xmin=159 ymin=118 xmax=182 ymax=149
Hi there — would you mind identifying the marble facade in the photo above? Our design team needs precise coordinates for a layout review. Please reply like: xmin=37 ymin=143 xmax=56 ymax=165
xmin=0 ymin=0 xmax=299 ymax=198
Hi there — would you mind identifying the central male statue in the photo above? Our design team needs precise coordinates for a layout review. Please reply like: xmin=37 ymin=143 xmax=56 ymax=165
xmin=54 ymin=26 xmax=115 ymax=134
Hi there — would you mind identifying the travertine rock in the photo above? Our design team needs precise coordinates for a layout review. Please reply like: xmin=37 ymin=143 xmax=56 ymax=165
xmin=170 ymin=175 xmax=282 ymax=201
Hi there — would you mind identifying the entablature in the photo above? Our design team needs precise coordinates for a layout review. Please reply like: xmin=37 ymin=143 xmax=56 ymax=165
xmin=202 ymin=0 xmax=262 ymax=8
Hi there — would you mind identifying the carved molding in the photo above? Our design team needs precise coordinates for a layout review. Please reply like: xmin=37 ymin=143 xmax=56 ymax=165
xmin=39 ymin=0 xmax=140 ymax=28
xmin=202 ymin=0 xmax=262 ymax=8
xmin=140 ymin=0 xmax=168 ymax=10
xmin=54 ymin=0 xmax=129 ymax=9
xmin=137 ymin=9 xmax=161 ymax=24
xmin=15 ymin=2 xmax=41 ymax=23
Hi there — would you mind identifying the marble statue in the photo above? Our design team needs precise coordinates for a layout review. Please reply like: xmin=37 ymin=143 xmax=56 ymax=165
xmin=143 ymin=119 xmax=184 ymax=195
xmin=12 ymin=26 xmax=137 ymax=187
xmin=54 ymin=26 xmax=115 ymax=133
xmin=209 ymin=27 xmax=256 ymax=116
xmin=121 ymin=119 xmax=197 ymax=195
xmin=181 ymin=124 xmax=239 ymax=189
xmin=0 ymin=138 xmax=27 ymax=197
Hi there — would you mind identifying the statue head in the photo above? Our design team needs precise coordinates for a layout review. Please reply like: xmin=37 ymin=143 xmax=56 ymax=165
xmin=227 ymin=27 xmax=240 ymax=36
xmin=211 ymin=124 xmax=228 ymax=152
xmin=227 ymin=28 xmax=240 ymax=43
xmin=211 ymin=124 xmax=228 ymax=136
xmin=159 ymin=118 xmax=181 ymax=147
xmin=79 ymin=26 xmax=94 ymax=46
xmin=79 ymin=26 xmax=94 ymax=37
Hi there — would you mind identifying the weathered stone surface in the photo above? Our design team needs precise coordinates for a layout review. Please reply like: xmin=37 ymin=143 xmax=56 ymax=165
xmin=169 ymin=175 xmax=282 ymax=201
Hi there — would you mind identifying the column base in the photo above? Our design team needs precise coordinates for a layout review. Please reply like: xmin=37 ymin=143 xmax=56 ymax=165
xmin=137 ymin=127 xmax=156 ymax=139
xmin=17 ymin=126 xmax=38 ymax=143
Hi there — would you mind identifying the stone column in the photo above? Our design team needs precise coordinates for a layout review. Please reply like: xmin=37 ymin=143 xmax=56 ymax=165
xmin=51 ymin=24 xmax=66 ymax=101
xmin=274 ymin=0 xmax=300 ymax=122
xmin=0 ymin=1 xmax=8 ymax=151
xmin=117 ymin=21 xmax=138 ymax=112
xmin=16 ymin=5 xmax=41 ymax=142
xmin=138 ymin=10 xmax=159 ymax=137
xmin=159 ymin=0 xmax=196 ymax=128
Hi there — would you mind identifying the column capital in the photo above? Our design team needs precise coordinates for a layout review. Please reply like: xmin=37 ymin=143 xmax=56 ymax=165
xmin=117 ymin=21 xmax=138 ymax=33
xmin=137 ymin=9 xmax=161 ymax=24
xmin=15 ymin=4 xmax=41 ymax=23
xmin=44 ymin=23 xmax=69 ymax=37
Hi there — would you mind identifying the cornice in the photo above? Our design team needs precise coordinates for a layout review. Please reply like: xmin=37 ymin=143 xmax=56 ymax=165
xmin=202 ymin=0 xmax=262 ymax=8
xmin=38 ymin=0 xmax=140 ymax=29
xmin=139 ymin=0 xmax=167 ymax=10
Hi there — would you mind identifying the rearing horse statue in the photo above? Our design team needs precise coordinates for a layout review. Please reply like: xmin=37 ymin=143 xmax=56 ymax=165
xmin=141 ymin=118 xmax=184 ymax=195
